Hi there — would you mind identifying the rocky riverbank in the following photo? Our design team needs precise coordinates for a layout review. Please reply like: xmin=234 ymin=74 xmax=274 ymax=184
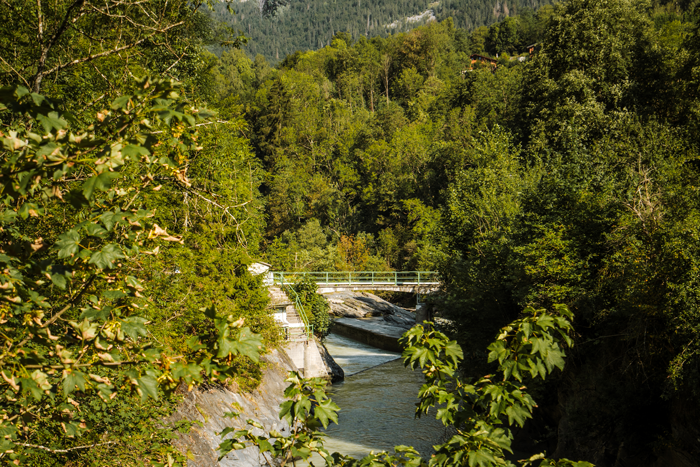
xmin=169 ymin=292 xmax=413 ymax=466
xmin=168 ymin=339 xmax=343 ymax=466
xmin=325 ymin=291 xmax=416 ymax=329
xmin=167 ymin=348 xmax=295 ymax=467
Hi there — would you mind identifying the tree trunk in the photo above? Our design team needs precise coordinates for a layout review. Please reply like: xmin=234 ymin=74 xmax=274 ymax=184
xmin=382 ymin=55 xmax=391 ymax=104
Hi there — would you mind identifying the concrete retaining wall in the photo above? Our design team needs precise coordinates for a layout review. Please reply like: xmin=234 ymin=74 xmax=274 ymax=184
xmin=331 ymin=319 xmax=404 ymax=353
xmin=284 ymin=339 xmax=331 ymax=379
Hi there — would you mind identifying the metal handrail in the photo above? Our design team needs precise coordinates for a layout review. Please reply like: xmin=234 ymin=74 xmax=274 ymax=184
xmin=271 ymin=271 xmax=439 ymax=286
xmin=279 ymin=277 xmax=313 ymax=341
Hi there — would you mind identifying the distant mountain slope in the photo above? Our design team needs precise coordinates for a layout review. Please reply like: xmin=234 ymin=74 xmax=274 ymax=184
xmin=208 ymin=0 xmax=553 ymax=62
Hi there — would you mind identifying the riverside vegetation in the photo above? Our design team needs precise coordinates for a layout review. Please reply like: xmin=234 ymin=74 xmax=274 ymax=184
xmin=1 ymin=0 xmax=700 ymax=465
xmin=219 ymin=307 xmax=591 ymax=467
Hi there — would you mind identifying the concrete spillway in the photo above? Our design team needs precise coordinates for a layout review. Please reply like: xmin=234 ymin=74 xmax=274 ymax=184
xmin=331 ymin=317 xmax=407 ymax=352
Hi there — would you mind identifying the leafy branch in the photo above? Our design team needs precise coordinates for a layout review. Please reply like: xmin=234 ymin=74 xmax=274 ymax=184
xmin=0 ymin=80 xmax=264 ymax=462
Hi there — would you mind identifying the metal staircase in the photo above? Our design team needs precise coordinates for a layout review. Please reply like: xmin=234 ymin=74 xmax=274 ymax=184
xmin=267 ymin=284 xmax=313 ymax=342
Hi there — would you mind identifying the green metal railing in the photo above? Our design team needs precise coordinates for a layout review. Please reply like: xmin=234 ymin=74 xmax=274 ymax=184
xmin=271 ymin=271 xmax=438 ymax=340
xmin=279 ymin=277 xmax=314 ymax=342
xmin=272 ymin=271 xmax=439 ymax=287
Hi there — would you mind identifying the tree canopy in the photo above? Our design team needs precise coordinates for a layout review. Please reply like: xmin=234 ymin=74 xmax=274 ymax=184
xmin=3 ymin=0 xmax=700 ymax=464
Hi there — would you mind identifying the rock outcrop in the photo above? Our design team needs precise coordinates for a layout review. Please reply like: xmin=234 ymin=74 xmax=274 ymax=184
xmin=168 ymin=349 xmax=295 ymax=467
xmin=326 ymin=291 xmax=416 ymax=329
xmin=168 ymin=342 xmax=344 ymax=466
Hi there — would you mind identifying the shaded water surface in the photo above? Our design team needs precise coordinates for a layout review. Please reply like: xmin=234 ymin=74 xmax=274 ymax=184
xmin=310 ymin=333 xmax=445 ymax=462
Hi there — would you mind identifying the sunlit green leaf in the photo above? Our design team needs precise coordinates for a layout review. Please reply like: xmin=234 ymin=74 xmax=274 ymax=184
xmin=89 ymin=243 xmax=124 ymax=269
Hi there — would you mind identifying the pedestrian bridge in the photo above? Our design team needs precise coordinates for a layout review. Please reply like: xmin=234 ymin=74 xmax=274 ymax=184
xmin=270 ymin=271 xmax=440 ymax=294
xmin=265 ymin=270 xmax=440 ymax=342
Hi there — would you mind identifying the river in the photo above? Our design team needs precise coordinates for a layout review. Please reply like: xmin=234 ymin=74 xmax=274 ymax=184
xmin=308 ymin=333 xmax=446 ymax=462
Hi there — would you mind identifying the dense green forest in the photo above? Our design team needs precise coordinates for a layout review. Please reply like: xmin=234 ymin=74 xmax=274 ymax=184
xmin=215 ymin=0 xmax=700 ymax=464
xmin=207 ymin=0 xmax=554 ymax=62
xmin=2 ymin=0 xmax=700 ymax=465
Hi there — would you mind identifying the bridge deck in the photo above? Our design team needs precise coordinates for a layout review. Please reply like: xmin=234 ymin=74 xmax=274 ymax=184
xmin=266 ymin=271 xmax=439 ymax=341
xmin=271 ymin=271 xmax=439 ymax=288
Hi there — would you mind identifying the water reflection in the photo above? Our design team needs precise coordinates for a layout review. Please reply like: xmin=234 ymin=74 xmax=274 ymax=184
xmin=308 ymin=333 xmax=445 ymax=463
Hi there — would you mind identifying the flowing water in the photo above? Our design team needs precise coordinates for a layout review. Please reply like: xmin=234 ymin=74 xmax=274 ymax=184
xmin=307 ymin=333 xmax=446 ymax=463
xmin=323 ymin=333 xmax=401 ymax=375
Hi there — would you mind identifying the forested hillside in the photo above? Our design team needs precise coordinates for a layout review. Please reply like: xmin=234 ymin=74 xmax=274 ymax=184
xmin=208 ymin=6 xmax=559 ymax=274
xmin=208 ymin=0 xmax=554 ymax=62
xmin=209 ymin=0 xmax=700 ymax=464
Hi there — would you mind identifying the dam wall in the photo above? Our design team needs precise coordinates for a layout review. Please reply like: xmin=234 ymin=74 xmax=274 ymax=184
xmin=331 ymin=317 xmax=406 ymax=353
